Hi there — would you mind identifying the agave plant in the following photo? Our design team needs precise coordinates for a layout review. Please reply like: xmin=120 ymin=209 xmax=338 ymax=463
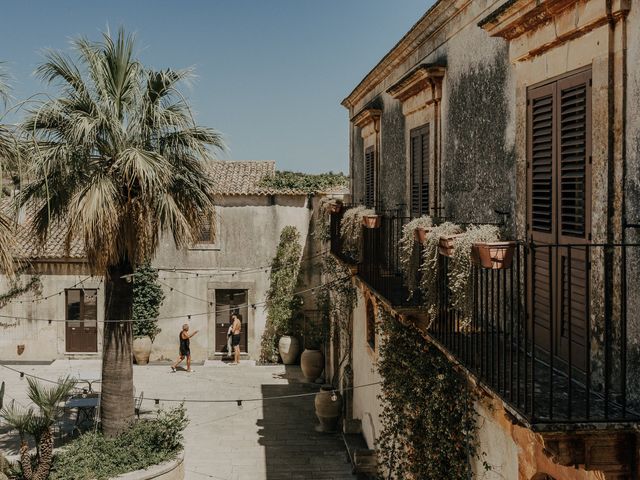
xmin=0 ymin=376 xmax=76 ymax=480
xmin=19 ymin=28 xmax=225 ymax=436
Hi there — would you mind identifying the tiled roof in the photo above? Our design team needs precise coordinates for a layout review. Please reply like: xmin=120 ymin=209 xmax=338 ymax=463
xmin=208 ymin=161 xmax=308 ymax=196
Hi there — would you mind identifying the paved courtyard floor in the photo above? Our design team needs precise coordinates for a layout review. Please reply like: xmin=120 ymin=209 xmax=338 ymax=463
xmin=0 ymin=360 xmax=357 ymax=480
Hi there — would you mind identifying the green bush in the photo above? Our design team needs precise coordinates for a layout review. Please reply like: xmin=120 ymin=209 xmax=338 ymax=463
xmin=50 ymin=404 xmax=188 ymax=480
xmin=258 ymin=171 xmax=347 ymax=194
xmin=132 ymin=262 xmax=165 ymax=341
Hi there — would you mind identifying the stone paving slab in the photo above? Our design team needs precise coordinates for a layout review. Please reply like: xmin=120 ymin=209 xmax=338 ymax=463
xmin=0 ymin=361 xmax=357 ymax=480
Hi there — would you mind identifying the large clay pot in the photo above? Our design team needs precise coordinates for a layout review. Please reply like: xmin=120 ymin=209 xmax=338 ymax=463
xmin=278 ymin=336 xmax=300 ymax=365
xmin=132 ymin=336 xmax=152 ymax=365
xmin=315 ymin=385 xmax=343 ymax=432
xmin=301 ymin=349 xmax=324 ymax=381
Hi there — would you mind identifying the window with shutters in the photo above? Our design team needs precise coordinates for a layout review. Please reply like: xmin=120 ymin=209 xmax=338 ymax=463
xmin=410 ymin=125 xmax=430 ymax=217
xmin=192 ymin=209 xmax=220 ymax=249
xmin=364 ymin=147 xmax=376 ymax=209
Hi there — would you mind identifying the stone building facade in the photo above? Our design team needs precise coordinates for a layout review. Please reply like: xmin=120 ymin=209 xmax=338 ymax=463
xmin=334 ymin=0 xmax=640 ymax=478
xmin=0 ymin=161 xmax=327 ymax=363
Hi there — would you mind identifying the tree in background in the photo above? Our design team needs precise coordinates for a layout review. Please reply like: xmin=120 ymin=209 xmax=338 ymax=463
xmin=260 ymin=226 xmax=303 ymax=363
xmin=19 ymin=28 xmax=224 ymax=436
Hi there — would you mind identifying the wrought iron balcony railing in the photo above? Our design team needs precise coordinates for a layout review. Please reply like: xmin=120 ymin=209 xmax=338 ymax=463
xmin=329 ymin=210 xmax=640 ymax=427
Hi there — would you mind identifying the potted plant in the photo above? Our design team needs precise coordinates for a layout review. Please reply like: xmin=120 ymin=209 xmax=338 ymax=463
xmin=474 ymin=241 xmax=516 ymax=269
xmin=448 ymin=225 xmax=500 ymax=326
xmin=420 ymin=222 xmax=461 ymax=324
xmin=361 ymin=212 xmax=381 ymax=229
xmin=132 ymin=262 xmax=165 ymax=365
xmin=339 ymin=205 xmax=371 ymax=260
xmin=328 ymin=199 xmax=343 ymax=214
xmin=399 ymin=216 xmax=433 ymax=296
xmin=301 ymin=321 xmax=324 ymax=382
xmin=438 ymin=233 xmax=464 ymax=257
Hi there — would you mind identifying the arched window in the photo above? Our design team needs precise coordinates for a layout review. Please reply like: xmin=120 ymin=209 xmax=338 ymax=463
xmin=366 ymin=299 xmax=376 ymax=350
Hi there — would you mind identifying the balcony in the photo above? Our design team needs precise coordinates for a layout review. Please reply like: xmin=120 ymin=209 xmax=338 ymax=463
xmin=330 ymin=210 xmax=640 ymax=427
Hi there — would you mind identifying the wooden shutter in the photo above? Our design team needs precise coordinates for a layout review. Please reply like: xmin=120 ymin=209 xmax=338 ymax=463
xmin=410 ymin=125 xmax=430 ymax=217
xmin=364 ymin=147 xmax=375 ymax=209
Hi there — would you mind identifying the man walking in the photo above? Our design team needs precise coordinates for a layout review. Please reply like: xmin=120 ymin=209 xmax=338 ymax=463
xmin=171 ymin=323 xmax=199 ymax=372
xmin=231 ymin=312 xmax=242 ymax=365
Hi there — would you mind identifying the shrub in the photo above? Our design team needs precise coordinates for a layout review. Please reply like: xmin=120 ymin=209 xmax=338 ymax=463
xmin=50 ymin=404 xmax=188 ymax=480
xmin=132 ymin=261 xmax=165 ymax=341
xmin=259 ymin=171 xmax=348 ymax=194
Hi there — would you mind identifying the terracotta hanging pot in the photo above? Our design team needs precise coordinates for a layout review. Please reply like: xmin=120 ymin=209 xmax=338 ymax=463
xmin=475 ymin=241 xmax=516 ymax=269
xmin=438 ymin=234 xmax=463 ymax=257
xmin=414 ymin=227 xmax=432 ymax=244
xmin=328 ymin=200 xmax=343 ymax=214
xmin=362 ymin=215 xmax=381 ymax=229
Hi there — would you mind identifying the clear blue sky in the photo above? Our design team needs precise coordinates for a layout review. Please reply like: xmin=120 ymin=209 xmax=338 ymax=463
xmin=0 ymin=1 xmax=435 ymax=173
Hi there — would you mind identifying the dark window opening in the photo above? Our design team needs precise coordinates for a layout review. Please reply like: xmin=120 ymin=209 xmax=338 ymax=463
xmin=364 ymin=147 xmax=376 ymax=209
xmin=366 ymin=299 xmax=376 ymax=350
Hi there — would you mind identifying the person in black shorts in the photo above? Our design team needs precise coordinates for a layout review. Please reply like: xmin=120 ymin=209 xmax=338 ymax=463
xmin=231 ymin=313 xmax=242 ymax=365
xmin=171 ymin=323 xmax=199 ymax=372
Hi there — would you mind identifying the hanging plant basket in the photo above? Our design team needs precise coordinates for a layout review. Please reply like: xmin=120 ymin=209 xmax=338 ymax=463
xmin=362 ymin=214 xmax=381 ymax=229
xmin=474 ymin=241 xmax=516 ymax=269
xmin=328 ymin=200 xmax=343 ymax=214
xmin=414 ymin=226 xmax=432 ymax=244
xmin=438 ymin=233 xmax=463 ymax=257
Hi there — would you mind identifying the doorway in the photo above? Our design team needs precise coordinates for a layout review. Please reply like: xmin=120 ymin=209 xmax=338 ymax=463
xmin=527 ymin=67 xmax=592 ymax=371
xmin=214 ymin=289 xmax=248 ymax=353
xmin=65 ymin=289 xmax=98 ymax=353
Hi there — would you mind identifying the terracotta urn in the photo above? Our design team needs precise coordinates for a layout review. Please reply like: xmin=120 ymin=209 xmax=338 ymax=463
xmin=278 ymin=335 xmax=300 ymax=365
xmin=475 ymin=241 xmax=516 ymax=269
xmin=315 ymin=384 xmax=343 ymax=432
xmin=438 ymin=233 xmax=464 ymax=257
xmin=301 ymin=349 xmax=324 ymax=382
xmin=362 ymin=215 xmax=381 ymax=229
xmin=132 ymin=336 xmax=152 ymax=365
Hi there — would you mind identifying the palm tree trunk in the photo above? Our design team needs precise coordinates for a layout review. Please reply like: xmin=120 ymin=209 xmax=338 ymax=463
xmin=32 ymin=428 xmax=52 ymax=480
xmin=19 ymin=440 xmax=33 ymax=480
xmin=100 ymin=261 xmax=135 ymax=437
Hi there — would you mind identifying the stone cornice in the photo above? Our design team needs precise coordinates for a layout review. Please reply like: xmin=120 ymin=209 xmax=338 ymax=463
xmin=386 ymin=65 xmax=446 ymax=103
xmin=341 ymin=0 xmax=469 ymax=110
xmin=352 ymin=108 xmax=382 ymax=130
xmin=480 ymin=0 xmax=630 ymax=44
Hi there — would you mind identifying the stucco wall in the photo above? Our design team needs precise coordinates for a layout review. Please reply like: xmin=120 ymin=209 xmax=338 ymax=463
xmin=0 ymin=269 xmax=104 ymax=361
xmin=351 ymin=289 xmax=382 ymax=449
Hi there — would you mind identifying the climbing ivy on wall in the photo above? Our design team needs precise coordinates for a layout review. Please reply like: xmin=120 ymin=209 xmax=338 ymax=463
xmin=259 ymin=226 xmax=303 ymax=363
xmin=132 ymin=262 xmax=165 ymax=341
xmin=376 ymin=310 xmax=480 ymax=479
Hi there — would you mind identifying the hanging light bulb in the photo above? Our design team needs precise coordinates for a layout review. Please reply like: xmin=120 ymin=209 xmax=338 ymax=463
xmin=331 ymin=391 xmax=337 ymax=402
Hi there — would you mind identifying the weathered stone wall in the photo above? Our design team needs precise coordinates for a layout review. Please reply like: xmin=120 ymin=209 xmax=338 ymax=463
xmin=440 ymin=37 xmax=516 ymax=233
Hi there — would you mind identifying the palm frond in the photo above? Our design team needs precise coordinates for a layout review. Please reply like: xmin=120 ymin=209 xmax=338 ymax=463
xmin=0 ymin=401 xmax=34 ymax=435
xmin=25 ymin=375 xmax=76 ymax=423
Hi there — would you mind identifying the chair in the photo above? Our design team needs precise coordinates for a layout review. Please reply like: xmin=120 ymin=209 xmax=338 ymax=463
xmin=134 ymin=391 xmax=144 ymax=419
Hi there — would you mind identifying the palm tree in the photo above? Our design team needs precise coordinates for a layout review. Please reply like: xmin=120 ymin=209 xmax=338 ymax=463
xmin=0 ymin=63 xmax=18 ymax=276
xmin=20 ymin=28 xmax=224 ymax=436
xmin=0 ymin=376 xmax=76 ymax=480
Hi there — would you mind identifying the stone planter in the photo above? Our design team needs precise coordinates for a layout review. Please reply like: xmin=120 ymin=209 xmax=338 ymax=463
xmin=438 ymin=233 xmax=464 ymax=257
xmin=132 ymin=336 xmax=152 ymax=365
xmin=300 ymin=349 xmax=324 ymax=382
xmin=278 ymin=336 xmax=300 ymax=365
xmin=474 ymin=241 xmax=516 ymax=270
xmin=361 ymin=215 xmax=381 ymax=229
xmin=315 ymin=385 xmax=343 ymax=432
xmin=111 ymin=451 xmax=184 ymax=479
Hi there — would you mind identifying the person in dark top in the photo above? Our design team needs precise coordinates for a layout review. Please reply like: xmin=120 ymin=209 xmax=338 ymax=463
xmin=171 ymin=323 xmax=199 ymax=372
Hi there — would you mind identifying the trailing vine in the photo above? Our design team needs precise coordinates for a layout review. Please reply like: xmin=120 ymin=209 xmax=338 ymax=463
xmin=339 ymin=205 xmax=373 ymax=261
xmin=132 ymin=262 xmax=165 ymax=341
xmin=260 ymin=226 xmax=303 ymax=363
xmin=448 ymin=225 xmax=500 ymax=325
xmin=317 ymin=254 xmax=357 ymax=390
xmin=314 ymin=197 xmax=338 ymax=242
xmin=399 ymin=216 xmax=432 ymax=296
xmin=0 ymin=275 xmax=42 ymax=309
xmin=420 ymin=222 xmax=461 ymax=321
xmin=376 ymin=310 xmax=479 ymax=479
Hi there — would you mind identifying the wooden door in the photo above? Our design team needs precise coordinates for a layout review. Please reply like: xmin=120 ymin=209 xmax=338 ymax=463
xmin=65 ymin=289 xmax=98 ymax=353
xmin=527 ymin=68 xmax=591 ymax=371
xmin=214 ymin=290 xmax=248 ymax=353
